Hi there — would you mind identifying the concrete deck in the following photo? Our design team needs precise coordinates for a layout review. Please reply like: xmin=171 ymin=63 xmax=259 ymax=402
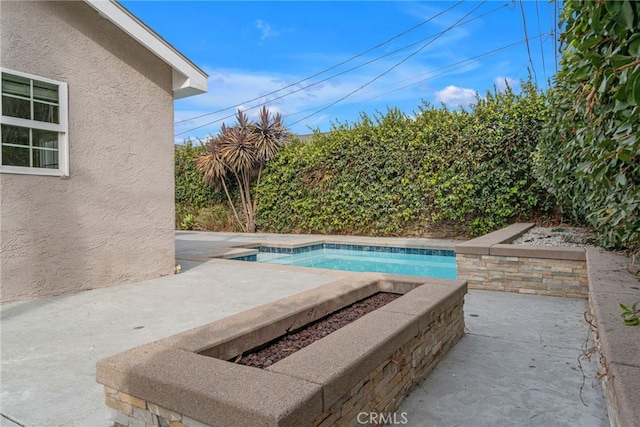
xmin=1 ymin=231 xmax=609 ymax=426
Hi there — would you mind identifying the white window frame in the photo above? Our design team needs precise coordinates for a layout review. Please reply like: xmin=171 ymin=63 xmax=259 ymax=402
xmin=0 ymin=68 xmax=69 ymax=177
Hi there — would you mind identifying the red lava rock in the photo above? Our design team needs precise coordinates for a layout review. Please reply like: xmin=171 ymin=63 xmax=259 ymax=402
xmin=234 ymin=292 xmax=400 ymax=369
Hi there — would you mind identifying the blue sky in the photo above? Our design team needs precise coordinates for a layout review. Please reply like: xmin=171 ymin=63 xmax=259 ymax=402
xmin=120 ymin=1 xmax=561 ymax=142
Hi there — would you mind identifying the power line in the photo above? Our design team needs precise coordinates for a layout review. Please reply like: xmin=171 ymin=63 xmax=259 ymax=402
xmin=349 ymin=33 xmax=549 ymax=108
xmin=518 ymin=0 xmax=538 ymax=83
xmin=176 ymin=1 xmax=508 ymax=137
xmin=174 ymin=0 xmax=466 ymax=125
xmin=534 ymin=0 xmax=547 ymax=81
xmin=174 ymin=3 xmax=468 ymax=137
xmin=553 ymin=0 xmax=559 ymax=74
xmin=287 ymin=1 xmax=488 ymax=128
xmin=180 ymin=33 xmax=541 ymax=137
xmin=176 ymin=20 xmax=464 ymax=137
xmin=284 ymin=32 xmax=548 ymax=121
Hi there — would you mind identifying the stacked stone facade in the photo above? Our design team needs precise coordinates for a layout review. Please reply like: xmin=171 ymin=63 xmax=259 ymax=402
xmin=457 ymin=254 xmax=588 ymax=298
xmin=313 ymin=297 xmax=464 ymax=427
xmin=105 ymin=386 xmax=201 ymax=427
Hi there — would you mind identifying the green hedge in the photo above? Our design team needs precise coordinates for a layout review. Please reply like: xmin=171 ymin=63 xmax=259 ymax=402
xmin=256 ymin=81 xmax=549 ymax=237
xmin=535 ymin=0 xmax=639 ymax=254
xmin=175 ymin=140 xmax=219 ymax=210
xmin=175 ymin=141 xmax=239 ymax=230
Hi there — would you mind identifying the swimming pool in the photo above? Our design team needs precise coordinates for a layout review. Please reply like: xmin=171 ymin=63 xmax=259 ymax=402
xmin=237 ymin=244 xmax=456 ymax=279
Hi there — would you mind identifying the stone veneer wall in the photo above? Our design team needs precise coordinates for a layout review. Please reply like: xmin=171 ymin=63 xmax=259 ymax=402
xmin=104 ymin=387 xmax=193 ymax=427
xmin=456 ymin=223 xmax=588 ymax=299
xmin=457 ymin=254 xmax=588 ymax=298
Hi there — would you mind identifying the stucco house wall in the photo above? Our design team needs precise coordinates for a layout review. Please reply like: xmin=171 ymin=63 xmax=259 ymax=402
xmin=0 ymin=1 xmax=183 ymax=302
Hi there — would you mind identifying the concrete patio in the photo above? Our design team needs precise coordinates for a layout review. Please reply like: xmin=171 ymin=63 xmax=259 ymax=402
xmin=1 ymin=231 xmax=609 ymax=426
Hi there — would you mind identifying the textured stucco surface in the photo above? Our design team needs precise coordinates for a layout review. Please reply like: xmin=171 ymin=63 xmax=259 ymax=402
xmin=0 ymin=1 xmax=175 ymax=302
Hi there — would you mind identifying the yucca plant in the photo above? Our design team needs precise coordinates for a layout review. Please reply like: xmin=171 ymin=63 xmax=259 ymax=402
xmin=194 ymin=134 xmax=244 ymax=228
xmin=195 ymin=107 xmax=288 ymax=232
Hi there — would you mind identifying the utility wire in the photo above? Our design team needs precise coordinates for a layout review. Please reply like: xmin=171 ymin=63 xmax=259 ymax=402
xmin=284 ymin=32 xmax=548 ymax=120
xmin=553 ymin=0 xmax=559 ymax=74
xmin=287 ymin=1 xmax=487 ymax=128
xmin=175 ymin=4 xmax=467 ymax=136
xmin=346 ymin=33 xmax=548 ymax=109
xmin=534 ymin=0 xmax=547 ymax=81
xmin=174 ymin=0 xmax=465 ymax=125
xmin=519 ymin=0 xmax=538 ymax=82
xmin=176 ymin=1 xmax=506 ymax=137
xmin=176 ymin=20 xmax=462 ymax=137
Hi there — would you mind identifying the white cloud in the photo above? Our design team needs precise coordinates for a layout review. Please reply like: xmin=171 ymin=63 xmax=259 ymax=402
xmin=255 ymin=20 xmax=277 ymax=41
xmin=434 ymin=85 xmax=477 ymax=107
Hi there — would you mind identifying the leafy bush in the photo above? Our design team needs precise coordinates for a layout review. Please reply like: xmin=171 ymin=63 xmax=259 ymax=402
xmin=256 ymin=80 xmax=549 ymax=237
xmin=175 ymin=203 xmax=195 ymax=230
xmin=193 ymin=204 xmax=242 ymax=232
xmin=175 ymin=140 xmax=220 ymax=210
xmin=175 ymin=141 xmax=240 ymax=231
xmin=535 ymin=0 xmax=639 ymax=254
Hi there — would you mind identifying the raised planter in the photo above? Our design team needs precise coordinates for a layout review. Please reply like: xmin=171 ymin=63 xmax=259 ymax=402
xmin=97 ymin=274 xmax=467 ymax=427
xmin=456 ymin=223 xmax=588 ymax=298
xmin=586 ymin=247 xmax=640 ymax=427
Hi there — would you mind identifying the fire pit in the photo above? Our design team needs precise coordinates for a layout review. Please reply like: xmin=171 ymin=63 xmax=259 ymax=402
xmin=97 ymin=274 xmax=466 ymax=427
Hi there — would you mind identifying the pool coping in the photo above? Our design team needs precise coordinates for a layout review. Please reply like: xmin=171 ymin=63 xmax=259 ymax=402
xmin=177 ymin=237 xmax=457 ymax=264
xmin=455 ymin=223 xmax=586 ymax=260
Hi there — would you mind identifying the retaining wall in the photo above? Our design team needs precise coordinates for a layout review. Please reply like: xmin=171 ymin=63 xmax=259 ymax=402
xmin=456 ymin=223 xmax=588 ymax=298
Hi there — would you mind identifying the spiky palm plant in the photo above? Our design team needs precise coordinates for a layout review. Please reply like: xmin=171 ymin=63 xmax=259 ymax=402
xmin=254 ymin=106 xmax=287 ymax=162
xmin=194 ymin=134 xmax=244 ymax=229
xmin=195 ymin=107 xmax=288 ymax=232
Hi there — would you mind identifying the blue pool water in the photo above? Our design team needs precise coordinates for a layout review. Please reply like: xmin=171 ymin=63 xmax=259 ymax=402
xmin=242 ymin=245 xmax=456 ymax=279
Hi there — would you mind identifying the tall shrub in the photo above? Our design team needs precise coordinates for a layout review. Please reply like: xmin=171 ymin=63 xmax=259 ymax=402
xmin=175 ymin=140 xmax=220 ymax=208
xmin=536 ymin=0 xmax=639 ymax=254
xmin=257 ymin=80 xmax=549 ymax=237
xmin=174 ymin=140 xmax=223 ymax=229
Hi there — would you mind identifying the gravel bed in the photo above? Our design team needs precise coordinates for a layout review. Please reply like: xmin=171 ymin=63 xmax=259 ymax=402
xmin=512 ymin=226 xmax=598 ymax=247
xmin=234 ymin=292 xmax=401 ymax=369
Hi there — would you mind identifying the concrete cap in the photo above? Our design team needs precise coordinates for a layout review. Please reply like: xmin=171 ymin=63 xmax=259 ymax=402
xmin=605 ymin=362 xmax=640 ymax=427
xmin=454 ymin=223 xmax=586 ymax=261
xmin=585 ymin=247 xmax=640 ymax=427
xmin=456 ymin=223 xmax=535 ymax=255
xmin=455 ymin=223 xmax=535 ymax=255
xmin=97 ymin=346 xmax=323 ymax=427
xmin=490 ymin=244 xmax=586 ymax=261
xmin=589 ymin=292 xmax=640 ymax=367
xmin=167 ymin=275 xmax=380 ymax=357
xmin=587 ymin=247 xmax=640 ymax=296
xmin=379 ymin=280 xmax=467 ymax=330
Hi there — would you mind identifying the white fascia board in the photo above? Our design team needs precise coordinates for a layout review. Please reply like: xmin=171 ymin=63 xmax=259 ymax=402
xmin=84 ymin=0 xmax=208 ymax=99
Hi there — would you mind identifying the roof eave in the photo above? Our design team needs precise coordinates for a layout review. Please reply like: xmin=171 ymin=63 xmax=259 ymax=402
xmin=83 ymin=0 xmax=208 ymax=99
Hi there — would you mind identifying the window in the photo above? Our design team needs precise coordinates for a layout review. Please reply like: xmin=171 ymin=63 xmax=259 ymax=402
xmin=1 ymin=69 xmax=68 ymax=176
